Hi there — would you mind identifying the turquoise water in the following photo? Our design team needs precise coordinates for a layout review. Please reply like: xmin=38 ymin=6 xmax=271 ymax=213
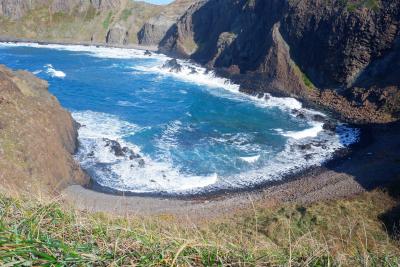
xmin=0 ymin=43 xmax=358 ymax=195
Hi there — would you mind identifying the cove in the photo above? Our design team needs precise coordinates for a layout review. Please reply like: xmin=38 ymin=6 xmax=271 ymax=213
xmin=0 ymin=42 xmax=359 ymax=196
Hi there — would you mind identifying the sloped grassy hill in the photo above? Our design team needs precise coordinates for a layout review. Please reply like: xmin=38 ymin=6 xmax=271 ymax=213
xmin=0 ymin=65 xmax=88 ymax=196
xmin=0 ymin=187 xmax=399 ymax=265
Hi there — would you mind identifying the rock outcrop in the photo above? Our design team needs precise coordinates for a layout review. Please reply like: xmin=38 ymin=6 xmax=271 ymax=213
xmin=0 ymin=0 xmax=399 ymax=123
xmin=137 ymin=0 xmax=198 ymax=46
xmin=0 ymin=0 xmax=193 ymax=46
xmin=106 ymin=24 xmax=129 ymax=45
xmin=159 ymin=0 xmax=400 ymax=123
xmin=0 ymin=65 xmax=88 ymax=196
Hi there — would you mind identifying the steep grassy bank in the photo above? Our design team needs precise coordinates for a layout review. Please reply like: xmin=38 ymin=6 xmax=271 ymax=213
xmin=0 ymin=65 xmax=88 ymax=196
xmin=0 ymin=186 xmax=399 ymax=266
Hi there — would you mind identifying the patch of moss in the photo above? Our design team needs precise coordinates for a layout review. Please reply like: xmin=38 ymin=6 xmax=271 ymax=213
xmin=102 ymin=11 xmax=113 ymax=30
xmin=347 ymin=0 xmax=380 ymax=12
xmin=293 ymin=63 xmax=316 ymax=91
xmin=120 ymin=9 xmax=132 ymax=21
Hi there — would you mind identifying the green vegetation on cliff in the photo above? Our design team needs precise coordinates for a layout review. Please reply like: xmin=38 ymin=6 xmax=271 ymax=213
xmin=347 ymin=0 xmax=380 ymax=11
xmin=0 ymin=188 xmax=399 ymax=266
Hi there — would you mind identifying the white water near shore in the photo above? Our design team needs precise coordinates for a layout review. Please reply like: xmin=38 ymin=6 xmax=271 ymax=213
xmin=0 ymin=41 xmax=360 ymax=195
xmin=44 ymin=64 xmax=66 ymax=78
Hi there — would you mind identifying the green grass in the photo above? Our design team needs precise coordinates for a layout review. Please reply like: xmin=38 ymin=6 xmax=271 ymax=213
xmin=293 ymin=63 xmax=316 ymax=91
xmin=102 ymin=12 xmax=113 ymax=30
xmin=346 ymin=0 xmax=380 ymax=11
xmin=0 ymin=188 xmax=399 ymax=266
xmin=302 ymin=72 xmax=315 ymax=89
xmin=121 ymin=9 xmax=133 ymax=21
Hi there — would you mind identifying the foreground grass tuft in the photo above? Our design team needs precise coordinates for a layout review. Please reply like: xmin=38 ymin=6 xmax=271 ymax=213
xmin=0 ymin=188 xmax=399 ymax=266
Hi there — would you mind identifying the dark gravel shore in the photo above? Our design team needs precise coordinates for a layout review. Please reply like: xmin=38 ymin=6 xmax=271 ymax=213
xmin=62 ymin=121 xmax=400 ymax=220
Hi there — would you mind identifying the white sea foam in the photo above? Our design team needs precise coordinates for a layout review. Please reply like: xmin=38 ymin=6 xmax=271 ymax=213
xmin=72 ymin=111 xmax=218 ymax=193
xmin=44 ymin=64 xmax=66 ymax=78
xmin=0 ymin=41 xmax=361 ymax=194
xmin=131 ymin=59 xmax=307 ymax=114
xmin=276 ymin=122 xmax=324 ymax=140
xmin=240 ymin=155 xmax=260 ymax=163
xmin=0 ymin=42 xmax=167 ymax=61
xmin=132 ymin=62 xmax=240 ymax=92
xmin=215 ymin=125 xmax=360 ymax=190
xmin=117 ymin=100 xmax=136 ymax=107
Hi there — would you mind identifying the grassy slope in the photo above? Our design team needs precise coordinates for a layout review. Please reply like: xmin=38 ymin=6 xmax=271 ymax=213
xmin=0 ymin=187 xmax=399 ymax=266
xmin=0 ymin=2 xmax=161 ymax=45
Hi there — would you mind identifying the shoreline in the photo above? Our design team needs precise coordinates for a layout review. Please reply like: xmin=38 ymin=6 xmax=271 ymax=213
xmin=0 ymin=37 xmax=158 ymax=52
xmin=2 ymin=39 xmax=397 ymax=217
xmin=62 ymin=121 xmax=400 ymax=218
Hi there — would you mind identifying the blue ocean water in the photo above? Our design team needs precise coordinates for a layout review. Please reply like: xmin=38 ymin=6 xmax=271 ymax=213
xmin=0 ymin=43 xmax=359 ymax=195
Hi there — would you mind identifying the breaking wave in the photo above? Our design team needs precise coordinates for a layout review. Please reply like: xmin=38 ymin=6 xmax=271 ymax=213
xmin=0 ymin=41 xmax=361 ymax=195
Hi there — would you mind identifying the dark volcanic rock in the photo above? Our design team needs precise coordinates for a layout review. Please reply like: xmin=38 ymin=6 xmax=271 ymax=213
xmin=159 ymin=0 xmax=400 ymax=123
xmin=323 ymin=121 xmax=337 ymax=132
xmin=298 ymin=144 xmax=312 ymax=150
xmin=162 ymin=58 xmax=183 ymax=72
xmin=103 ymin=138 xmax=125 ymax=157
xmin=103 ymin=138 xmax=145 ymax=166
xmin=189 ymin=66 xmax=197 ymax=74
xmin=312 ymin=115 xmax=326 ymax=122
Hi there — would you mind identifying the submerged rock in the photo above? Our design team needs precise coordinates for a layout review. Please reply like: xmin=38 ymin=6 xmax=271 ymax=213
xmin=144 ymin=50 xmax=152 ymax=56
xmin=103 ymin=138 xmax=124 ymax=157
xmin=162 ymin=59 xmax=182 ymax=73
xmin=323 ymin=121 xmax=337 ymax=132
xmin=103 ymin=138 xmax=145 ymax=166
xmin=312 ymin=114 xmax=326 ymax=122
xmin=189 ymin=66 xmax=198 ymax=74
xmin=298 ymin=144 xmax=312 ymax=150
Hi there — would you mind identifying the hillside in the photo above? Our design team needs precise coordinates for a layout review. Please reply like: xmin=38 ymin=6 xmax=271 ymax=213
xmin=1 ymin=185 xmax=399 ymax=265
xmin=0 ymin=0 xmax=195 ymax=46
xmin=0 ymin=0 xmax=399 ymax=124
xmin=0 ymin=65 xmax=88 ymax=196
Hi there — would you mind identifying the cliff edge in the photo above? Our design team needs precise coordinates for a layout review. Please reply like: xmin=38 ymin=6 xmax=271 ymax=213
xmin=159 ymin=0 xmax=400 ymax=123
xmin=0 ymin=65 xmax=88 ymax=196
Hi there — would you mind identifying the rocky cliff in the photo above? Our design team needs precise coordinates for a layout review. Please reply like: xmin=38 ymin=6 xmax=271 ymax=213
xmin=159 ymin=0 xmax=400 ymax=123
xmin=0 ymin=0 xmax=399 ymax=123
xmin=0 ymin=0 xmax=195 ymax=46
xmin=0 ymin=65 xmax=88 ymax=196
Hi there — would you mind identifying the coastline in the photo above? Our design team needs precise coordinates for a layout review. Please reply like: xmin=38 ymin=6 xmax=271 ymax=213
xmin=62 ymin=121 xmax=400 ymax=219
xmin=2 ymin=40 xmax=397 ymax=217
xmin=0 ymin=37 xmax=158 ymax=52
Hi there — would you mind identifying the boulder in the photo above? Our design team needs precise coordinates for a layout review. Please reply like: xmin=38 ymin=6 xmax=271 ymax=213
xmin=162 ymin=59 xmax=182 ymax=72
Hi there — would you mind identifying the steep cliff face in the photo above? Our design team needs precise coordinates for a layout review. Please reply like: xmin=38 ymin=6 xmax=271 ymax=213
xmin=1 ymin=0 xmax=399 ymax=123
xmin=0 ymin=0 xmax=193 ymax=47
xmin=160 ymin=0 xmax=400 ymax=123
xmin=137 ymin=0 xmax=199 ymax=46
xmin=0 ymin=65 xmax=88 ymax=196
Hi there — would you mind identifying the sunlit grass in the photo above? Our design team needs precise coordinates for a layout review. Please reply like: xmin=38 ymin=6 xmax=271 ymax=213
xmin=0 ymin=188 xmax=399 ymax=266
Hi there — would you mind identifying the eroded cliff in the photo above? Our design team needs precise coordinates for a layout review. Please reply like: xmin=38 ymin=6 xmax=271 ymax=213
xmin=0 ymin=0 xmax=195 ymax=47
xmin=0 ymin=65 xmax=88 ymax=196
xmin=159 ymin=0 xmax=400 ymax=123
xmin=0 ymin=0 xmax=399 ymax=123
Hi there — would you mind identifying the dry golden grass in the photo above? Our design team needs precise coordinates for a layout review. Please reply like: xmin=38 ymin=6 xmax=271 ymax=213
xmin=0 ymin=186 xmax=399 ymax=266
